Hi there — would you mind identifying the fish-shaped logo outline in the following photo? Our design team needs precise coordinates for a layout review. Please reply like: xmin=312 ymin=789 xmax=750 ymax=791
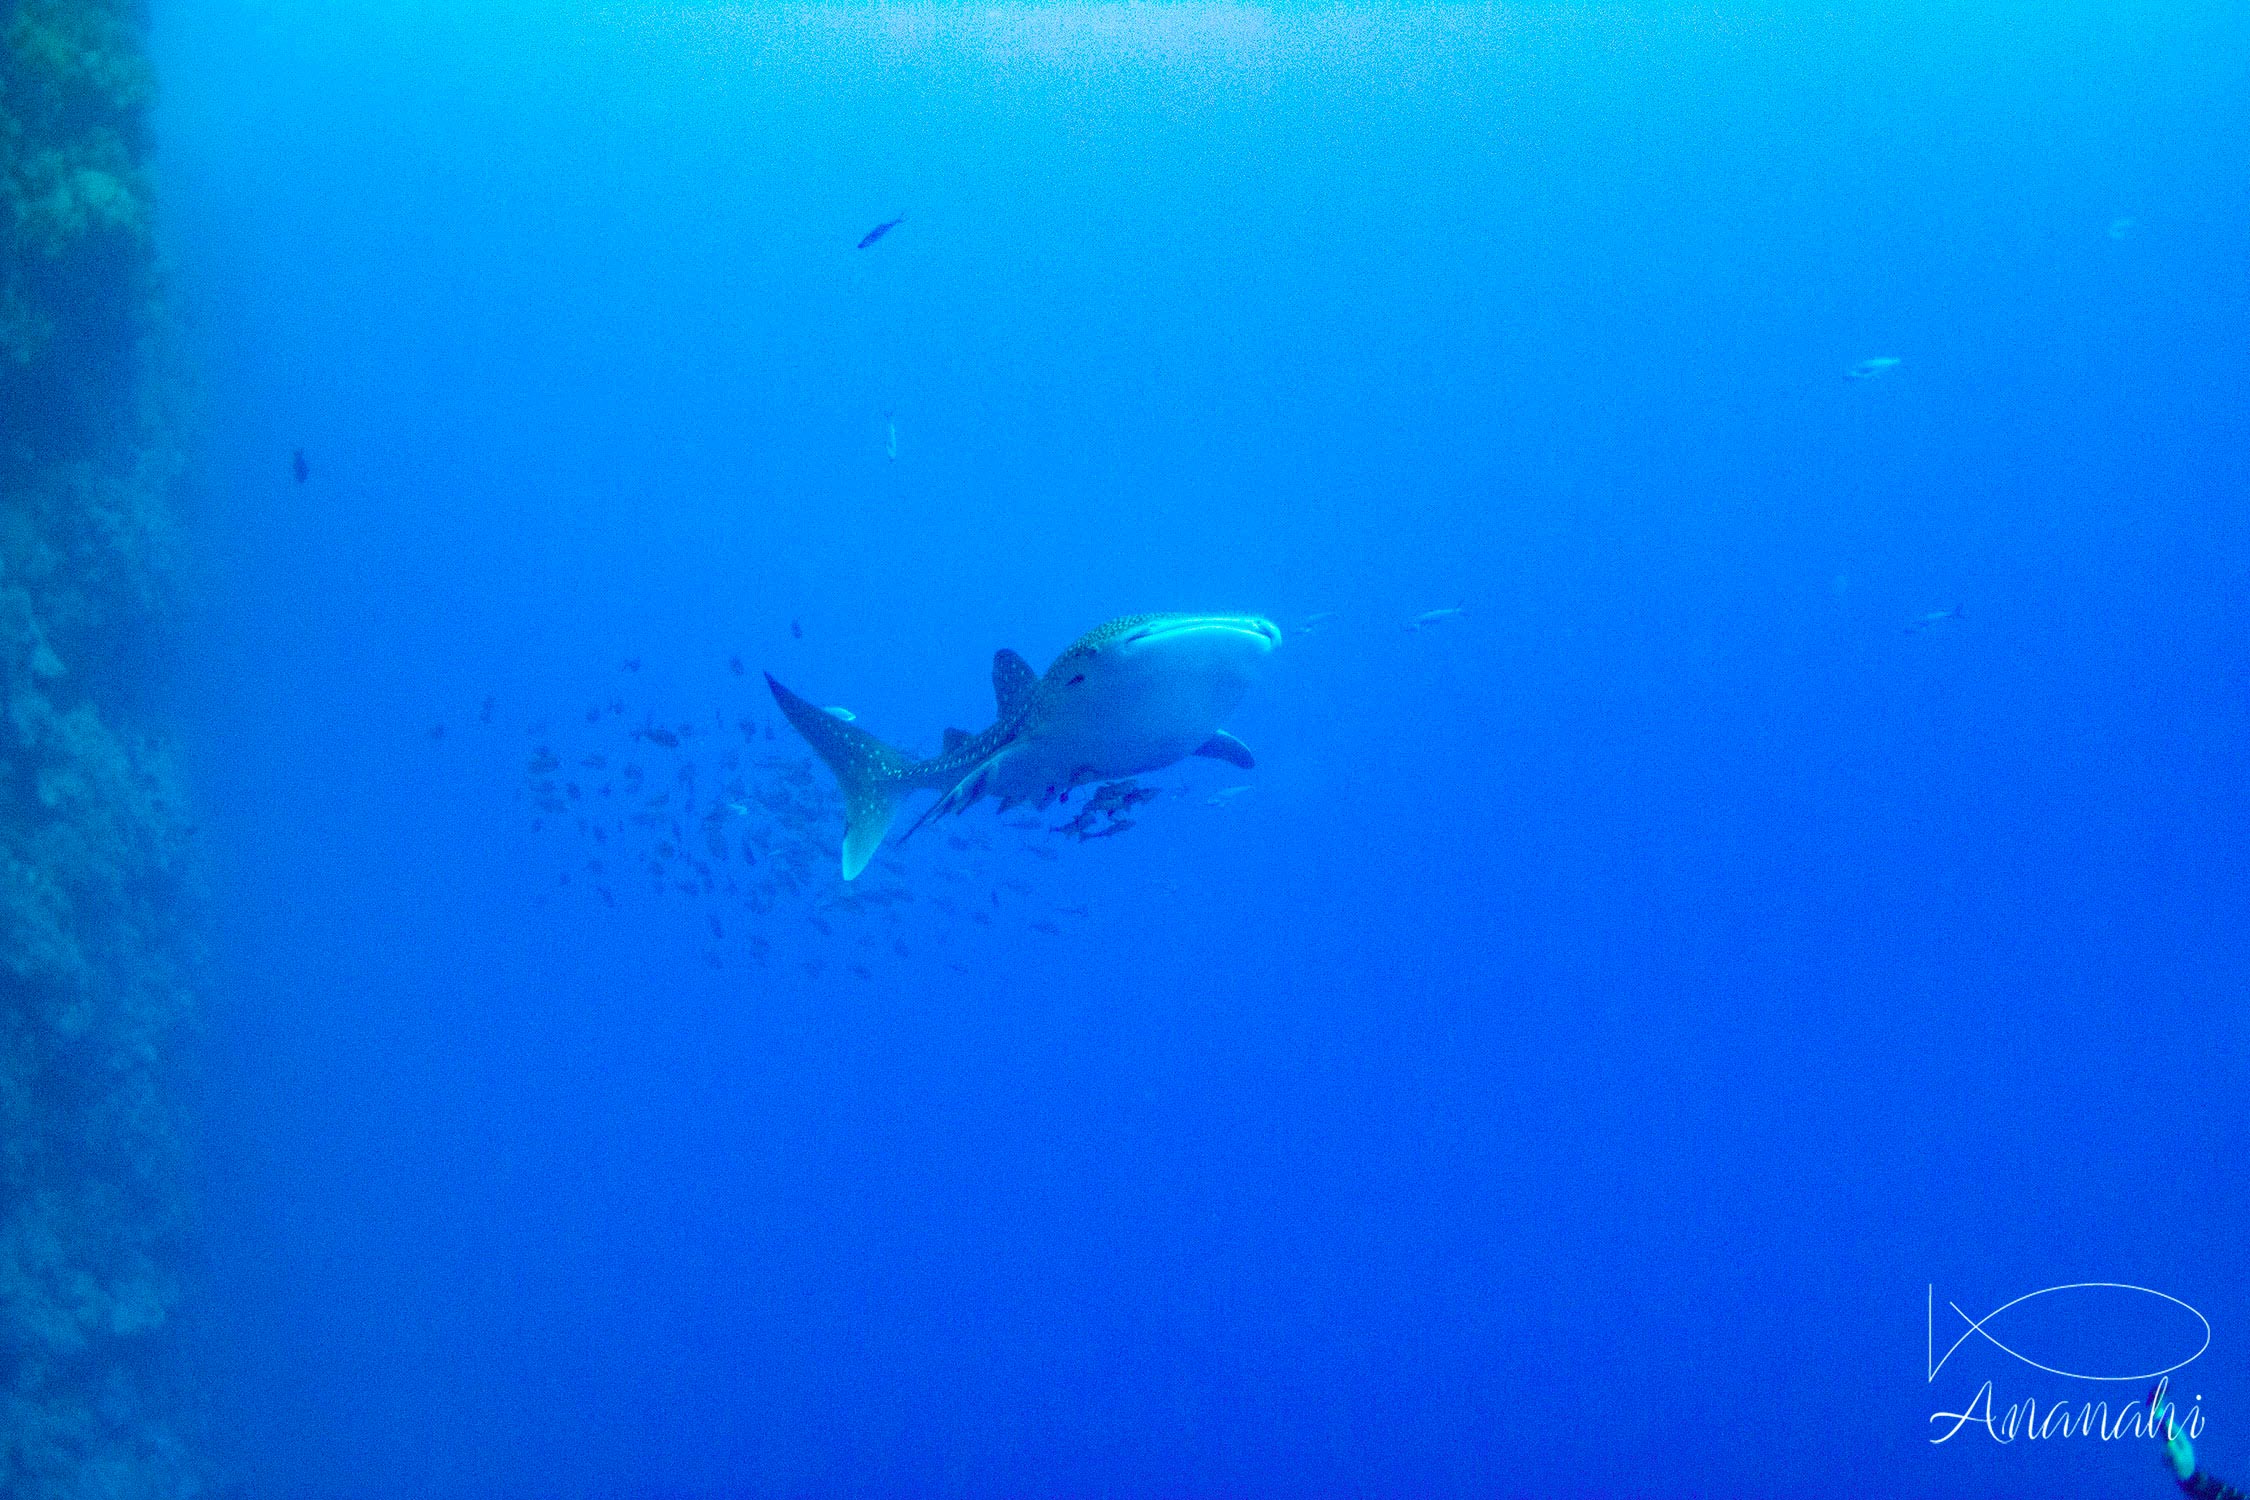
xmin=1926 ymin=1283 xmax=2210 ymax=1384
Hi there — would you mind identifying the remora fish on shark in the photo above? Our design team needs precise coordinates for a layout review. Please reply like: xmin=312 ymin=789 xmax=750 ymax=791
xmin=766 ymin=612 xmax=1280 ymax=878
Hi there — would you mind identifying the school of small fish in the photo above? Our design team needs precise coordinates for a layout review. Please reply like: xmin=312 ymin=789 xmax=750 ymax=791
xmin=438 ymin=655 xmax=1233 ymax=980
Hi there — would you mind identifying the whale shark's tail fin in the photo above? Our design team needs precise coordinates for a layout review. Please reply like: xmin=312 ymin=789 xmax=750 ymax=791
xmin=766 ymin=672 xmax=916 ymax=880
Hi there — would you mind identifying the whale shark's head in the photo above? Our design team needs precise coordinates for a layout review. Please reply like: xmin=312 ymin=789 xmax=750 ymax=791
xmin=1084 ymin=611 xmax=1281 ymax=676
xmin=1030 ymin=613 xmax=1280 ymax=771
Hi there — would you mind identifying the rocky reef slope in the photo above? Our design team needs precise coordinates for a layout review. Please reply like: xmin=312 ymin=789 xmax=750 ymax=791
xmin=2 ymin=2 xmax=200 ymax=1494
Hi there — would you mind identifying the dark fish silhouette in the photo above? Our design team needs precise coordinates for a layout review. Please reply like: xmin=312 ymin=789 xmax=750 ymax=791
xmin=856 ymin=215 xmax=906 ymax=249
xmin=291 ymin=449 xmax=308 ymax=484
xmin=1051 ymin=806 xmax=1101 ymax=839
xmin=729 ymin=655 xmax=745 ymax=676
xmin=1086 ymin=779 xmax=1159 ymax=816
xmin=790 ymin=618 xmax=803 ymax=640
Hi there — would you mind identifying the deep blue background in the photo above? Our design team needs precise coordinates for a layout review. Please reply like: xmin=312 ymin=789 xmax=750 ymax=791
xmin=154 ymin=4 xmax=2247 ymax=1496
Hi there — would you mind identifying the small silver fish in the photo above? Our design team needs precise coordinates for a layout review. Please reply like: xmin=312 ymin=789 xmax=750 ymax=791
xmin=1903 ymin=605 xmax=1965 ymax=633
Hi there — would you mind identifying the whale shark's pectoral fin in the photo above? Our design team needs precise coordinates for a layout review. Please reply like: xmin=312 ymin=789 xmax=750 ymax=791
xmin=992 ymin=649 xmax=1036 ymax=719
xmin=942 ymin=727 xmax=972 ymax=752
xmin=1193 ymin=731 xmax=1256 ymax=769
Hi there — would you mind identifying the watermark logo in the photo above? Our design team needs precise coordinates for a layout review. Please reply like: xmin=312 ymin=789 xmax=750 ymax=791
xmin=1926 ymin=1283 xmax=2209 ymax=1445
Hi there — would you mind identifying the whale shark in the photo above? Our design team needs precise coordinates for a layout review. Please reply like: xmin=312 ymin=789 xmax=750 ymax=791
xmin=766 ymin=612 xmax=1280 ymax=878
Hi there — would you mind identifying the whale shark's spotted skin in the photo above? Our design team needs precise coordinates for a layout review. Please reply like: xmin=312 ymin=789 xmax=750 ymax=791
xmin=767 ymin=613 xmax=1280 ymax=878
xmin=1048 ymin=612 xmax=1170 ymax=662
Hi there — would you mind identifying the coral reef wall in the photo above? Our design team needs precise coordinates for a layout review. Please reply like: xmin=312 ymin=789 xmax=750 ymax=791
xmin=2 ymin=1 xmax=201 ymax=1495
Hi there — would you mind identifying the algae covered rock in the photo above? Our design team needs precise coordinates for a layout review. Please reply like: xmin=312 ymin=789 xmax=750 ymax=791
xmin=2 ymin=0 xmax=158 ymax=434
xmin=2 ymin=2 xmax=202 ymax=1496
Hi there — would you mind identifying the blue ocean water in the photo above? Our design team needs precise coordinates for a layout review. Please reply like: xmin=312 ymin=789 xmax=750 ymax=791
xmin=151 ymin=4 xmax=2246 ymax=1496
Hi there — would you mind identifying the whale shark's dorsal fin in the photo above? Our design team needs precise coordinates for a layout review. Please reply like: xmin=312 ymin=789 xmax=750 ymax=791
xmin=942 ymin=727 xmax=971 ymax=753
xmin=992 ymin=649 xmax=1036 ymax=719
xmin=1194 ymin=730 xmax=1255 ymax=769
